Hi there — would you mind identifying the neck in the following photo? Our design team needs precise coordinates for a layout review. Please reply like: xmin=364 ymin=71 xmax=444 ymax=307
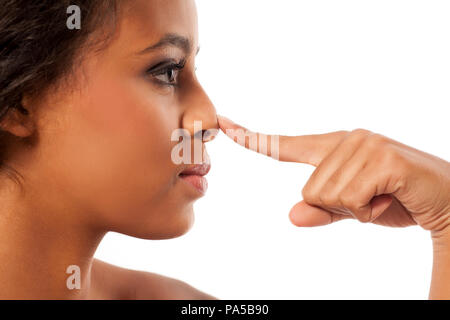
xmin=0 ymin=180 xmax=106 ymax=299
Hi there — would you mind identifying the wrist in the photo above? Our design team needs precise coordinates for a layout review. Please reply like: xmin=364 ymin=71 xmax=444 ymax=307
xmin=431 ymin=227 xmax=450 ymax=253
xmin=430 ymin=227 xmax=450 ymax=299
xmin=430 ymin=160 xmax=450 ymax=246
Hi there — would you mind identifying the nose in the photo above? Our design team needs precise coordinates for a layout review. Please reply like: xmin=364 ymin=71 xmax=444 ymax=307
xmin=181 ymin=83 xmax=219 ymax=143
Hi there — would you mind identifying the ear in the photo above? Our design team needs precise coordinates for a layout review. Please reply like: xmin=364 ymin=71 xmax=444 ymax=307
xmin=0 ymin=96 xmax=35 ymax=138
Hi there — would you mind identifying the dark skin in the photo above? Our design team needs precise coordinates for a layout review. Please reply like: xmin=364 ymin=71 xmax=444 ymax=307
xmin=0 ymin=0 xmax=217 ymax=299
xmin=88 ymin=260 xmax=216 ymax=299
xmin=1 ymin=0 xmax=448 ymax=300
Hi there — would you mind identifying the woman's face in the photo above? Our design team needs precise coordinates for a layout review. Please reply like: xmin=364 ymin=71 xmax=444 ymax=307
xmin=23 ymin=0 xmax=217 ymax=239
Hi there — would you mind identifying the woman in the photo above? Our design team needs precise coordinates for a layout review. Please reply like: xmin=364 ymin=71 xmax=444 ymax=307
xmin=0 ymin=0 xmax=449 ymax=299
xmin=0 ymin=0 xmax=217 ymax=299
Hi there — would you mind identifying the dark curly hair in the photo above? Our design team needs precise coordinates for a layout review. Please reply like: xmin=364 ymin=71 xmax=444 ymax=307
xmin=0 ymin=0 xmax=118 ymax=183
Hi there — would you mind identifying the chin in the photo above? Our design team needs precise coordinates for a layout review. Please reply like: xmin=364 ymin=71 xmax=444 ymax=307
xmin=121 ymin=205 xmax=196 ymax=240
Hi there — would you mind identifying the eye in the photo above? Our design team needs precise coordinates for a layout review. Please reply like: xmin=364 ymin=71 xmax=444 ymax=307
xmin=153 ymin=66 xmax=178 ymax=84
xmin=147 ymin=60 xmax=186 ymax=86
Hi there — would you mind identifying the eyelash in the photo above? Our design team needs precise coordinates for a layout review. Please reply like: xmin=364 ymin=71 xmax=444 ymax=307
xmin=146 ymin=59 xmax=186 ymax=87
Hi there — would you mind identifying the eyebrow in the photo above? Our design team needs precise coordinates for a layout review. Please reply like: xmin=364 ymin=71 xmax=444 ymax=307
xmin=137 ymin=33 xmax=200 ymax=56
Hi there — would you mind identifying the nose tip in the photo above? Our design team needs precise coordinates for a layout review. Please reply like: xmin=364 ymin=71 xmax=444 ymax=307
xmin=181 ymin=82 xmax=219 ymax=142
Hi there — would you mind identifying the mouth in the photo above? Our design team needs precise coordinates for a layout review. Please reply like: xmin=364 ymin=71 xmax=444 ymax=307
xmin=178 ymin=162 xmax=211 ymax=195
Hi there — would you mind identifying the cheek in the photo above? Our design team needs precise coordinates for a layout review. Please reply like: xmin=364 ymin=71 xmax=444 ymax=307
xmin=56 ymin=76 xmax=181 ymax=220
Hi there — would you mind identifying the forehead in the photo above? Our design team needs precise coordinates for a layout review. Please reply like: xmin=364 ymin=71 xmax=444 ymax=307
xmin=117 ymin=0 xmax=198 ymax=52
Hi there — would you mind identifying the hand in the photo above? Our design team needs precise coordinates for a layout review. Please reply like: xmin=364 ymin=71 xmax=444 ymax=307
xmin=217 ymin=116 xmax=450 ymax=235
xmin=217 ymin=115 xmax=450 ymax=299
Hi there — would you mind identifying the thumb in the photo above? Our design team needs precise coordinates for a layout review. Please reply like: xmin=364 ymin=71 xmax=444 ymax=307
xmin=288 ymin=201 xmax=351 ymax=227
xmin=289 ymin=195 xmax=394 ymax=227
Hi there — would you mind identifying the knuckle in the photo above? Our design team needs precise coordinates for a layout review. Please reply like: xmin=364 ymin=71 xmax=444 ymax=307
xmin=366 ymin=133 xmax=389 ymax=151
xmin=344 ymin=129 xmax=373 ymax=148
xmin=350 ymin=128 xmax=372 ymax=138
xmin=345 ymin=131 xmax=368 ymax=146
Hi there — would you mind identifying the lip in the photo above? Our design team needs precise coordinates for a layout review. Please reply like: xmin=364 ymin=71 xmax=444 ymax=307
xmin=180 ymin=163 xmax=211 ymax=176
xmin=178 ymin=163 xmax=211 ymax=195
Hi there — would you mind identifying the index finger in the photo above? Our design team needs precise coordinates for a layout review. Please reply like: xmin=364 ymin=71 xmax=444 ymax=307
xmin=217 ymin=115 xmax=347 ymax=166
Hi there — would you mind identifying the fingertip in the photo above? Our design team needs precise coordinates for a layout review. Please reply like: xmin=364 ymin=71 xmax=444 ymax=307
xmin=356 ymin=195 xmax=393 ymax=223
xmin=370 ymin=194 xmax=393 ymax=220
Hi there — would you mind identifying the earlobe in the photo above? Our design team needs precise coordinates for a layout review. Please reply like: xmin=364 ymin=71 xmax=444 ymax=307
xmin=0 ymin=105 xmax=35 ymax=138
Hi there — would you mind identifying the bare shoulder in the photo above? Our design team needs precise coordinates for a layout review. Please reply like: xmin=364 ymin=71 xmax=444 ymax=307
xmin=89 ymin=259 xmax=218 ymax=300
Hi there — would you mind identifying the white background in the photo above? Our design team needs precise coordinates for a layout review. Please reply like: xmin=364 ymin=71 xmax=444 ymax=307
xmin=95 ymin=0 xmax=450 ymax=299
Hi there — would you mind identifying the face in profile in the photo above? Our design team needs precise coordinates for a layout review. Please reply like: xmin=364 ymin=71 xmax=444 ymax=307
xmin=15 ymin=0 xmax=218 ymax=239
